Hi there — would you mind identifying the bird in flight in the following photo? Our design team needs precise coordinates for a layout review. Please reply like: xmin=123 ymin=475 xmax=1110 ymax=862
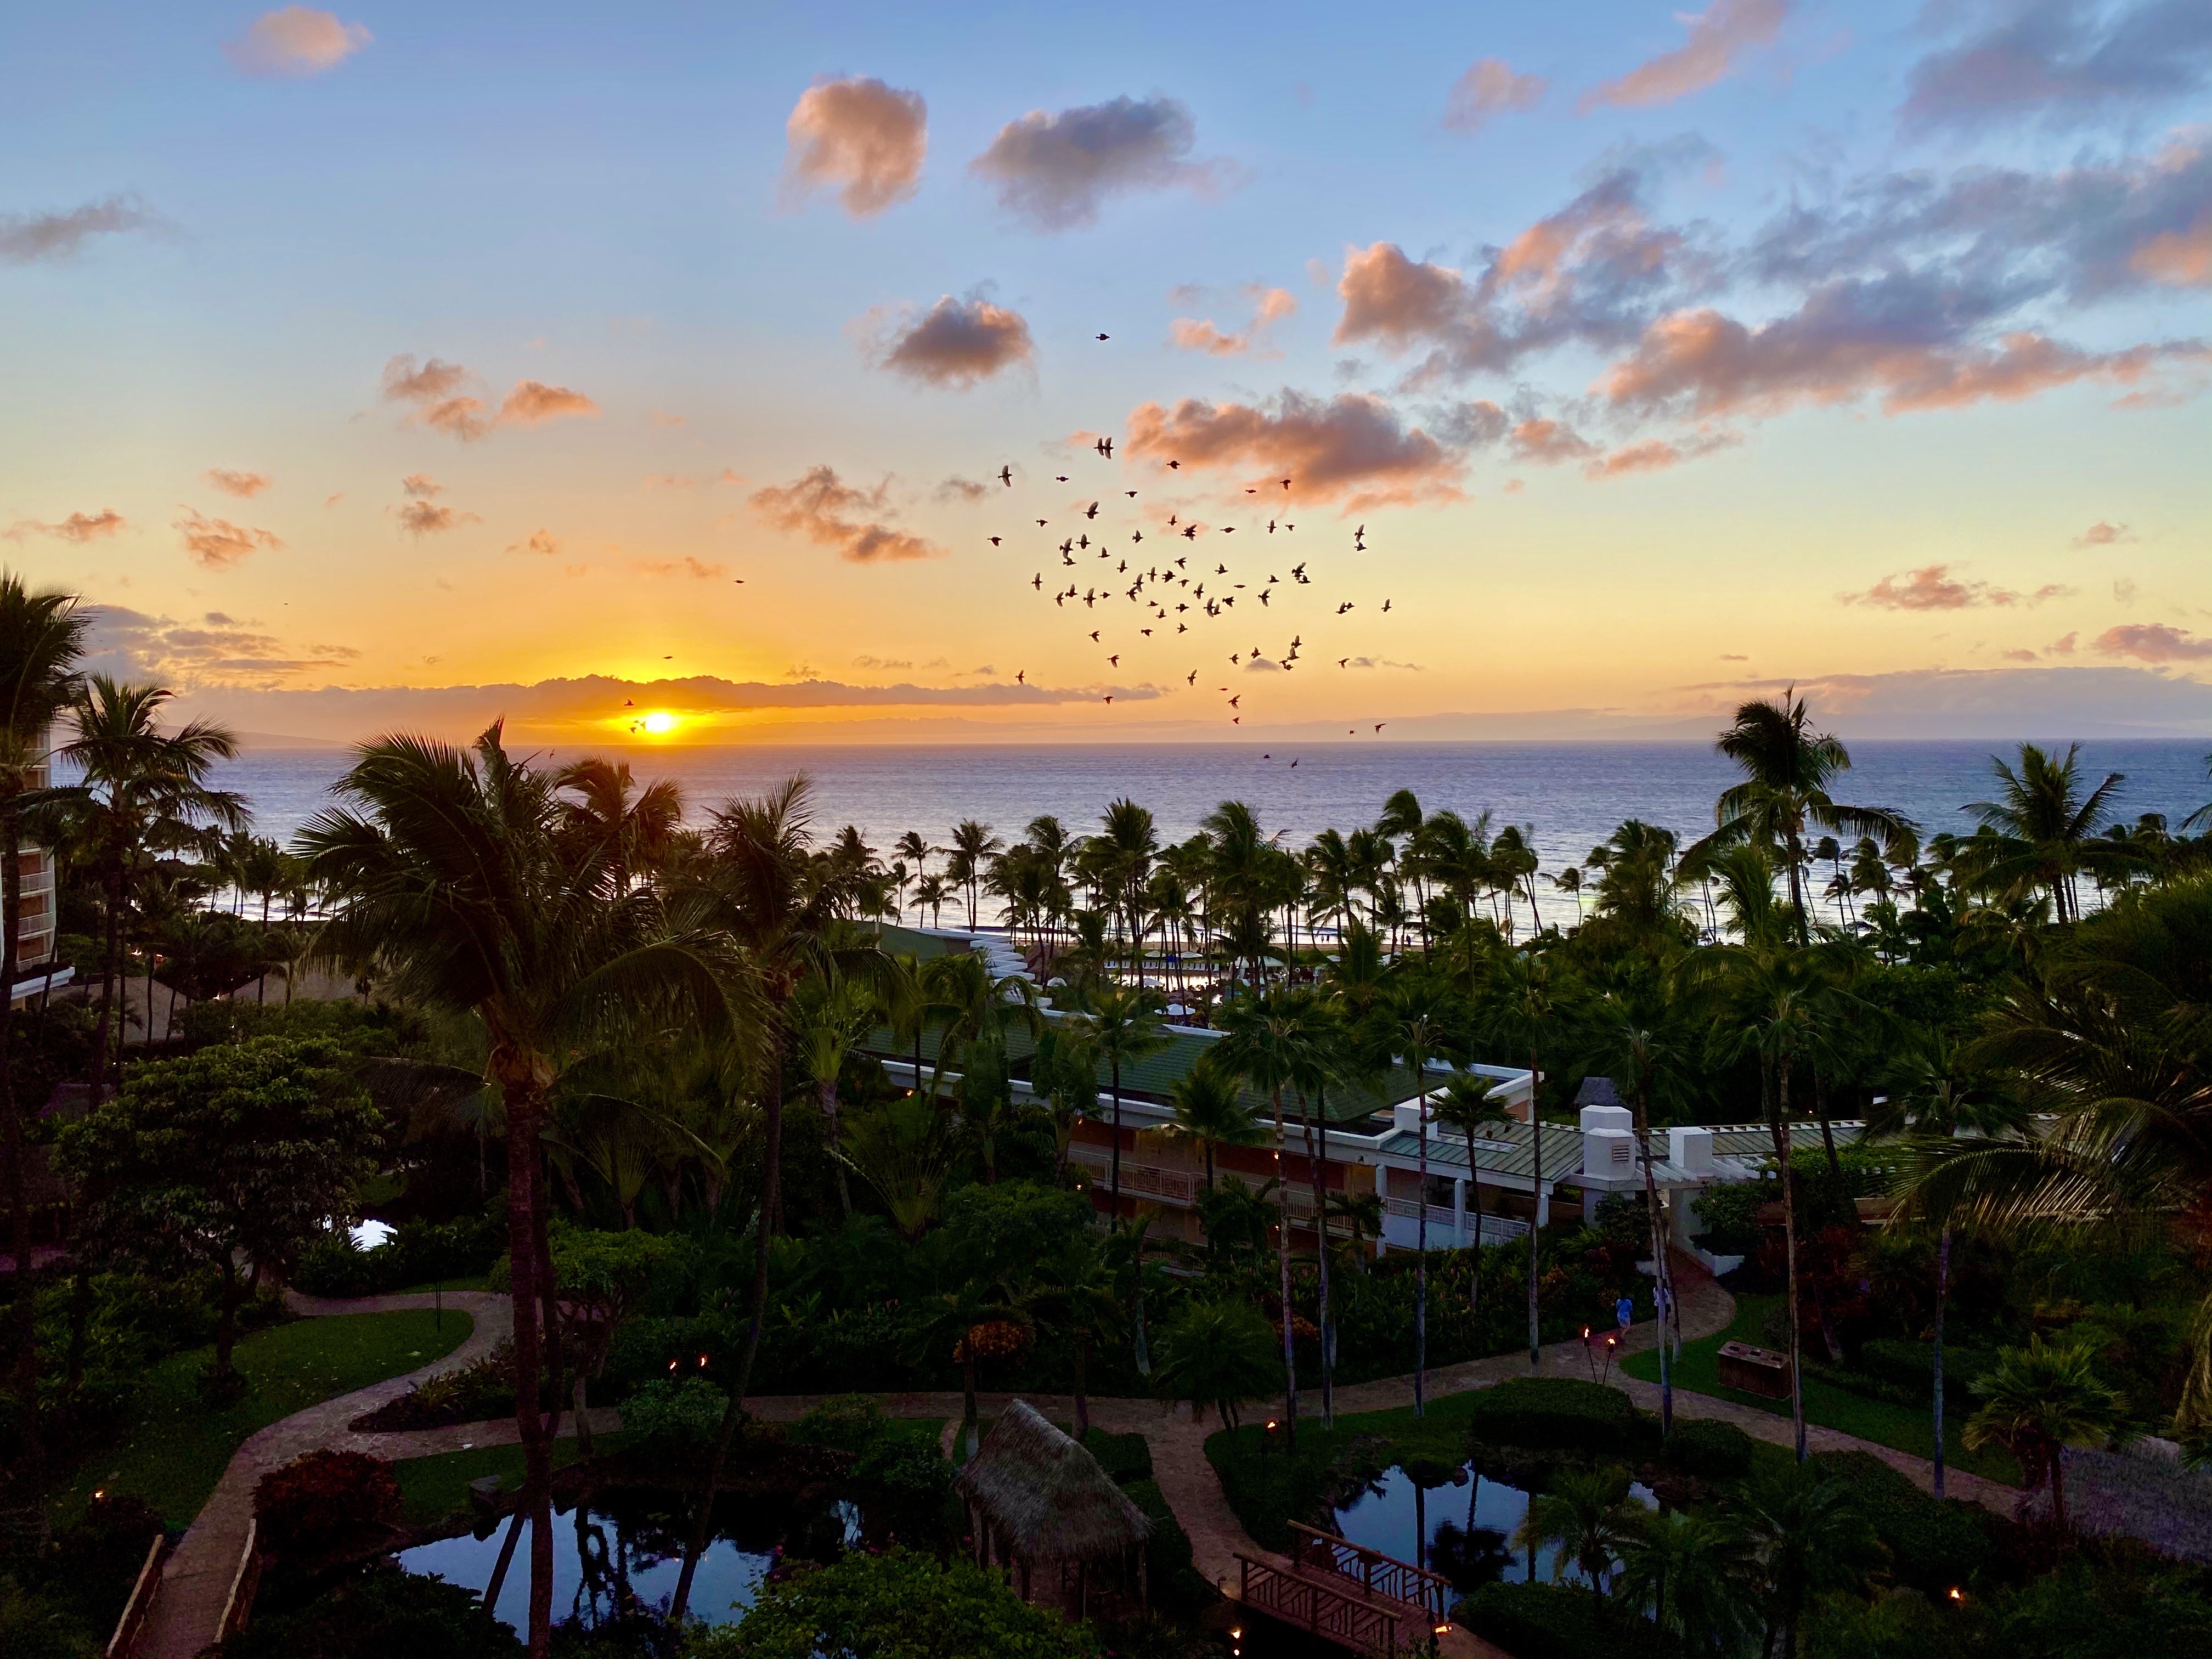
xmin=989 ymin=536 xmax=1002 ymax=546
xmin=1096 ymin=437 xmax=1114 ymax=458
xmin=1167 ymin=459 xmax=1181 ymax=470
xmin=1031 ymin=573 xmax=1042 ymax=589
xmin=1104 ymin=693 xmax=1114 ymax=704
xmin=1036 ymin=518 xmax=1048 ymax=527
xmin=1186 ymin=670 xmax=1198 ymax=684
xmin=1096 ymin=332 xmax=1110 ymax=341
xmin=1375 ymin=723 xmax=1386 ymax=731
xmin=1229 ymin=695 xmax=1240 ymax=707
xmin=1125 ymin=490 xmax=1138 ymax=498
xmin=1086 ymin=502 xmax=1099 ymax=518
xmin=1016 ymin=669 xmax=1026 ymax=683
xmin=1338 ymin=657 xmax=1349 ymax=668
xmin=1108 ymin=654 xmax=1120 ymax=666
xmin=1182 ymin=524 xmax=1198 ymax=539
xmin=1089 ymin=630 xmax=1100 ymax=641
xmin=1290 ymin=759 xmax=1299 ymax=768
xmin=1282 ymin=478 xmax=1292 ymax=489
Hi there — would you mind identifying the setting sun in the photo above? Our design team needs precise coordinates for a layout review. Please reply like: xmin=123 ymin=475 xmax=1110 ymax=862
xmin=641 ymin=711 xmax=678 ymax=735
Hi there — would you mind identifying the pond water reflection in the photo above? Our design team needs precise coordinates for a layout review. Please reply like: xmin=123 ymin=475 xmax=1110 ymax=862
xmin=400 ymin=1489 xmax=861 ymax=1632
xmin=1330 ymin=1462 xmax=1656 ymax=1592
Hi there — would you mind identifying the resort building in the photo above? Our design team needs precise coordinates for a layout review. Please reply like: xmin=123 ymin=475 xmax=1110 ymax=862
xmin=867 ymin=925 xmax=1861 ymax=1260
xmin=8 ymin=737 xmax=69 ymax=1006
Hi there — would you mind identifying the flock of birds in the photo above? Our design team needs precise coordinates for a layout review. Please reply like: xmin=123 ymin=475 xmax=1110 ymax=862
xmin=986 ymin=415 xmax=1400 ymax=760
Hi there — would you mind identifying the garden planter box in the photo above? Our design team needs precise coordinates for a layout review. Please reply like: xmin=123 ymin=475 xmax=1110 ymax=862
xmin=1717 ymin=1341 xmax=1792 ymax=1398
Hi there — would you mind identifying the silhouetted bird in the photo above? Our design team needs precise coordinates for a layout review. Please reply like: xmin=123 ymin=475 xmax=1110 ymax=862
xmin=1167 ymin=459 xmax=1181 ymax=469
xmin=1096 ymin=333 xmax=1110 ymax=341
xmin=1090 ymin=630 xmax=1100 ymax=641
xmin=1096 ymin=437 xmax=1114 ymax=457
xmin=1186 ymin=670 xmax=1198 ymax=684
xmin=1086 ymin=502 xmax=1099 ymax=518
xmin=1016 ymin=669 xmax=1026 ymax=683
xmin=1108 ymin=654 xmax=1119 ymax=666
xmin=1031 ymin=573 xmax=1042 ymax=588
xmin=989 ymin=536 xmax=1002 ymax=545
xmin=1375 ymin=723 xmax=1386 ymax=732
xmin=1382 ymin=600 xmax=1392 ymax=612
xmin=1182 ymin=524 xmax=1197 ymax=538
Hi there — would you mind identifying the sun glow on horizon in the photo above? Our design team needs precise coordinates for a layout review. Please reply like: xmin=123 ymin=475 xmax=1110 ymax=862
xmin=641 ymin=711 xmax=678 ymax=735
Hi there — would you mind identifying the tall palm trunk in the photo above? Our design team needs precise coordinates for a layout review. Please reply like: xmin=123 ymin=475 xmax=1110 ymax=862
xmin=87 ymin=855 xmax=125 ymax=1099
xmin=1767 ymin=1051 xmax=1808 ymax=1462
xmin=673 ymin=1019 xmax=788 ymax=1621
xmin=1271 ymin=1085 xmax=1297 ymax=1440
xmin=1412 ymin=1050 xmax=1429 ymax=1417
xmin=1107 ymin=1054 xmax=1124 ymax=1216
xmin=1630 ymin=1081 xmax=1676 ymax=1436
xmin=1 ymin=800 xmax=40 ymax=1477
xmin=490 ymin=1048 xmax=558 ymax=1658
xmin=1301 ymin=1087 xmax=1334 ymax=1427
xmin=1527 ymin=1048 xmax=1544 ymax=1370
xmin=821 ymin=1078 xmax=852 ymax=1218
xmin=1932 ymin=1226 xmax=1951 ymax=1499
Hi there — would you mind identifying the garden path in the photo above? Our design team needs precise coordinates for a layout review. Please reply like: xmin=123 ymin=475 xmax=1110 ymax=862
xmin=132 ymin=1290 xmax=511 ymax=1659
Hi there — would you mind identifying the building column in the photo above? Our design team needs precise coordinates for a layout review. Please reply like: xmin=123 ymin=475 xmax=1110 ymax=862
xmin=1452 ymin=1177 xmax=1467 ymax=1246
xmin=1535 ymin=1182 xmax=1550 ymax=1230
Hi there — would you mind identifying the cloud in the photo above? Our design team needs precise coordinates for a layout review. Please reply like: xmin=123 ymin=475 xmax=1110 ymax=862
xmin=1124 ymin=388 xmax=1464 ymax=509
xmin=1170 ymin=285 xmax=1296 ymax=356
xmin=1583 ymin=431 xmax=1741 ymax=477
xmin=400 ymin=473 xmax=443 ymax=498
xmin=224 ymin=7 xmax=372 ymax=76
xmin=1333 ymin=162 xmax=1701 ymax=384
xmin=629 ymin=556 xmax=728 ymax=579
xmin=851 ymin=654 xmax=915 ymax=670
xmin=1675 ymin=664 xmax=2212 ymax=736
xmin=1899 ymin=0 xmax=2212 ymax=136
xmin=380 ymin=356 xmax=597 ymax=439
xmin=2074 ymin=518 xmax=2135 ymax=545
xmin=782 ymin=77 xmax=928 ymax=217
xmin=0 ymin=195 xmax=162 ymax=263
xmin=936 ymin=476 xmax=990 ymax=501
xmin=749 ymin=465 xmax=942 ymax=562
xmin=1579 ymin=0 xmax=1787 ymax=111
xmin=1443 ymin=58 xmax=1548 ymax=132
xmin=87 ymin=605 xmax=359 ymax=690
xmin=509 ymin=529 xmax=560 ymax=556
xmin=173 ymin=509 xmax=280 ymax=569
xmin=205 ymin=469 xmax=270 ymax=498
xmin=4 ymin=508 xmax=127 ymax=544
xmin=1838 ymin=562 xmax=2070 ymax=609
xmin=970 ymin=94 xmax=1231 ymax=230
xmin=2002 ymin=647 xmax=2040 ymax=661
xmin=1599 ymin=279 xmax=2206 ymax=419
xmin=397 ymin=500 xmax=476 ymax=538
xmin=866 ymin=294 xmax=1036 ymax=388
xmin=1719 ymin=652 xmax=1749 ymax=661
xmin=2049 ymin=631 xmax=2078 ymax=653
xmin=2094 ymin=621 xmax=2212 ymax=661
xmin=498 ymin=380 xmax=598 ymax=425
xmin=1507 ymin=417 xmax=1599 ymax=465
xmin=1244 ymin=656 xmax=1284 ymax=673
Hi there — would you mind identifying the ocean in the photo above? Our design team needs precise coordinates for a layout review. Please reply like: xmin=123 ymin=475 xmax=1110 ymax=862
xmin=210 ymin=738 xmax=2209 ymax=931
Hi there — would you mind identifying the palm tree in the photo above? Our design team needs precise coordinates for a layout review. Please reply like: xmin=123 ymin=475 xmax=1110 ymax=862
xmin=1683 ymin=689 xmax=1915 ymax=944
xmin=0 ymin=572 xmax=88 ymax=1477
xmin=300 ymin=725 xmax=751 ymax=1657
xmin=894 ymin=830 xmax=932 ymax=918
xmin=554 ymin=757 xmax=683 ymax=893
xmin=1073 ymin=982 xmax=1171 ymax=1216
xmin=1513 ymin=1466 xmax=1643 ymax=1598
xmin=1098 ymin=797 xmax=1158 ymax=981
xmin=1965 ymin=1336 xmax=2128 ymax=1536
xmin=1959 ymin=742 xmax=2137 ymax=923
xmin=1152 ymin=1299 xmax=1280 ymax=1430
xmin=1547 ymin=864 xmax=1585 ymax=918
xmin=1158 ymin=1054 xmax=1266 ymax=1189
xmin=788 ymin=968 xmax=879 ymax=1217
xmin=1475 ymin=945 xmax=1577 ymax=1371
xmin=838 ymin=1093 xmax=964 ymax=1242
xmin=1736 ymin=1462 xmax=1883 ymax=1659
xmin=1374 ymin=973 xmax=1462 ymax=1416
xmin=1215 ymin=986 xmax=1333 ymax=1424
xmin=1025 ymin=1234 xmax=1122 ymax=1438
xmin=913 ymin=872 xmax=949 ymax=928
xmin=60 ymin=677 xmax=247 ymax=1095
xmin=1613 ymin=1510 xmax=1758 ymax=1656
xmin=908 ymin=1276 xmax=1029 ymax=1458
xmin=945 ymin=819 xmax=1002 ymax=930
xmin=1431 ymin=1072 xmax=1505 ymax=1314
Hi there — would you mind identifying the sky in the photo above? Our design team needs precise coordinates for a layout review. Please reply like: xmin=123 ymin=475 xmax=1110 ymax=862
xmin=2 ymin=1 xmax=2209 ymax=744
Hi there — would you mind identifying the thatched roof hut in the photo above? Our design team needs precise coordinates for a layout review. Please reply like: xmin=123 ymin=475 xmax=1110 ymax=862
xmin=952 ymin=1400 xmax=1149 ymax=1615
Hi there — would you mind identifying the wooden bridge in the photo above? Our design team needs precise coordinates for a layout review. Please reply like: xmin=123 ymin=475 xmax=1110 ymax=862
xmin=1234 ymin=1522 xmax=1458 ymax=1658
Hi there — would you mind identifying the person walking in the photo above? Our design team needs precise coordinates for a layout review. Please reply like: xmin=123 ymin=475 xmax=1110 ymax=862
xmin=1654 ymin=1281 xmax=1683 ymax=1361
xmin=1615 ymin=1293 xmax=1634 ymax=1340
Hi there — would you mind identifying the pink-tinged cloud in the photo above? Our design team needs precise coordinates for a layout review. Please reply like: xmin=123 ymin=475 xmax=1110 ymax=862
xmin=224 ymin=8 xmax=372 ymax=77
xmin=1838 ymin=562 xmax=2069 ymax=611
xmin=630 ymin=557 xmax=729 ymax=579
xmin=750 ymin=466 xmax=942 ymax=563
xmin=1443 ymin=58 xmax=1548 ymax=133
xmin=174 ymin=509 xmax=281 ymax=569
xmin=499 ymin=380 xmax=598 ymax=425
xmin=783 ymin=77 xmax=928 ymax=218
xmin=508 ymin=529 xmax=560 ymax=556
xmin=1899 ymin=0 xmax=2212 ymax=136
xmin=205 ymin=469 xmax=270 ymax=498
xmin=2002 ymin=647 xmax=2039 ymax=661
xmin=1582 ymin=431 xmax=1741 ymax=478
xmin=1599 ymin=291 xmax=2205 ymax=418
xmin=4 ymin=508 xmax=127 ymax=543
xmin=2130 ymin=213 xmax=2212 ymax=286
xmin=2095 ymin=623 xmax=2212 ymax=662
xmin=1506 ymin=418 xmax=1598 ymax=466
xmin=1169 ymin=286 xmax=1296 ymax=356
xmin=1124 ymin=390 xmax=1463 ymax=510
xmin=0 ymin=195 xmax=162 ymax=263
xmin=2047 ymin=631 xmax=2079 ymax=655
xmin=1578 ymin=0 xmax=1786 ymax=111
xmin=970 ymin=94 xmax=1231 ymax=231
xmin=400 ymin=473 xmax=443 ymax=498
xmin=2073 ymin=519 xmax=2134 ymax=546
xmin=869 ymin=294 xmax=1035 ymax=388
xmin=380 ymin=356 xmax=597 ymax=439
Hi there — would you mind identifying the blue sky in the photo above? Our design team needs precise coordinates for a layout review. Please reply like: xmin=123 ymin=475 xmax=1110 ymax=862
xmin=3 ymin=2 xmax=2207 ymax=741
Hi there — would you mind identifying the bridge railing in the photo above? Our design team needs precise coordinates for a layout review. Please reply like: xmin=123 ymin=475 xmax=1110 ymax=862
xmin=1238 ymin=1554 xmax=1402 ymax=1658
xmin=1288 ymin=1521 xmax=1455 ymax=1621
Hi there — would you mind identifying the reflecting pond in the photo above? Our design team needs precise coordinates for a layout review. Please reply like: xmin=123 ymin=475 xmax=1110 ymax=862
xmin=400 ymin=1488 xmax=861 ymax=1631
xmin=1330 ymin=1462 xmax=1656 ymax=1592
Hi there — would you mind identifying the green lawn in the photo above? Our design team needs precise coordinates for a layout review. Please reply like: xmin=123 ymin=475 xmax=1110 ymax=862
xmin=391 ymin=1433 xmax=636 ymax=1527
xmin=58 ymin=1310 xmax=473 ymax=1528
xmin=1621 ymin=1295 xmax=2019 ymax=1486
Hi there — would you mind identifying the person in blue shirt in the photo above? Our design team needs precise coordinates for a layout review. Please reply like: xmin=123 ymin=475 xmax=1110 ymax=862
xmin=1615 ymin=1294 xmax=1634 ymax=1337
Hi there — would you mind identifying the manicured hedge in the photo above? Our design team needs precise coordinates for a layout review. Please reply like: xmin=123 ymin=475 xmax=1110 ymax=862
xmin=1081 ymin=1427 xmax=1153 ymax=1485
xmin=1858 ymin=1338 xmax=1996 ymax=1408
xmin=1460 ymin=1376 xmax=1652 ymax=1457
xmin=1457 ymin=1582 xmax=1674 ymax=1659
xmin=1660 ymin=1417 xmax=1756 ymax=1480
xmin=1811 ymin=1449 xmax=1996 ymax=1595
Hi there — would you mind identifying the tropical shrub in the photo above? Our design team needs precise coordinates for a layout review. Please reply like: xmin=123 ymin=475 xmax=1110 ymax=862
xmin=1456 ymin=1581 xmax=1674 ymax=1659
xmin=1460 ymin=1376 xmax=1652 ymax=1457
xmin=217 ymin=1564 xmax=519 ymax=1658
xmin=294 ymin=1212 xmax=506 ymax=1299
xmin=253 ymin=1450 xmax=403 ymax=1564
xmin=622 ymin=1376 xmax=730 ymax=1452
xmin=1691 ymin=1182 xmax=1763 ymax=1256
xmin=1661 ymin=1417 xmax=1756 ymax=1480
xmin=1810 ymin=1451 xmax=1995 ymax=1597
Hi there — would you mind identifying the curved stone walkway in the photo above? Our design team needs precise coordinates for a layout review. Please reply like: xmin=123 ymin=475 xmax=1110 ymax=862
xmin=134 ymin=1291 xmax=511 ymax=1659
